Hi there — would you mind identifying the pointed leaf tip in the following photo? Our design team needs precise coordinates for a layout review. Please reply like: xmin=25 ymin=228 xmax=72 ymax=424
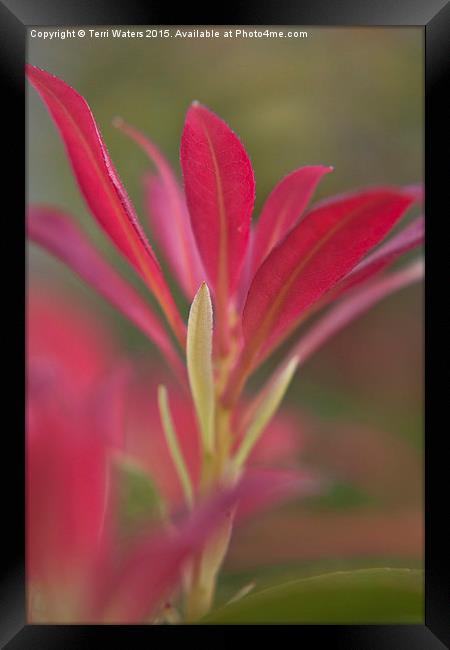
xmin=26 ymin=65 xmax=185 ymax=344
xmin=251 ymin=165 xmax=333 ymax=277
xmin=186 ymin=283 xmax=215 ymax=453
xmin=243 ymin=188 xmax=414 ymax=363
xmin=26 ymin=205 xmax=186 ymax=379
xmin=116 ymin=117 xmax=204 ymax=299
xmin=181 ymin=104 xmax=255 ymax=302
xmin=234 ymin=356 xmax=299 ymax=468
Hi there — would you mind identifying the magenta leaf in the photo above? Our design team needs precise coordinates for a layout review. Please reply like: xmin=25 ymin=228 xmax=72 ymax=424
xmin=27 ymin=365 xmax=110 ymax=589
xmin=242 ymin=188 xmax=414 ymax=366
xmin=114 ymin=119 xmax=205 ymax=299
xmin=180 ymin=103 xmax=255 ymax=306
xmin=26 ymin=65 xmax=185 ymax=344
xmin=250 ymin=165 xmax=332 ymax=278
xmin=288 ymin=259 xmax=424 ymax=368
xmin=27 ymin=206 xmax=185 ymax=378
xmin=328 ymin=215 xmax=424 ymax=302
xmin=89 ymin=467 xmax=316 ymax=622
xmin=256 ymin=214 xmax=425 ymax=364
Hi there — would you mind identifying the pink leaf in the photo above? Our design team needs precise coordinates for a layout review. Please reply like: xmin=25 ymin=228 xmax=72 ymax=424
xmin=403 ymin=183 xmax=424 ymax=203
xmin=233 ymin=467 xmax=320 ymax=523
xmin=180 ymin=103 xmax=255 ymax=306
xmin=86 ymin=364 xmax=131 ymax=450
xmin=238 ymin=189 xmax=414 ymax=381
xmin=145 ymin=172 xmax=205 ymax=298
xmin=90 ymin=472 xmax=300 ymax=622
xmin=27 ymin=206 xmax=185 ymax=379
xmin=328 ymin=215 xmax=424 ymax=302
xmin=255 ymin=214 xmax=425 ymax=364
xmin=26 ymin=65 xmax=185 ymax=344
xmin=250 ymin=165 xmax=332 ymax=278
xmin=27 ymin=367 xmax=109 ymax=588
xmin=27 ymin=281 xmax=115 ymax=396
xmin=290 ymin=259 xmax=424 ymax=367
xmin=113 ymin=118 xmax=205 ymax=298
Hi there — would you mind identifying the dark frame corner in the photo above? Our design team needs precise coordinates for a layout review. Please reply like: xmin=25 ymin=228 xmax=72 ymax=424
xmin=2 ymin=0 xmax=448 ymax=646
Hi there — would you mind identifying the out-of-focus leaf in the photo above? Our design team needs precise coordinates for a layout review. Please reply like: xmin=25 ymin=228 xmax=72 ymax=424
xmin=26 ymin=65 xmax=186 ymax=344
xmin=115 ymin=456 xmax=167 ymax=536
xmin=180 ymin=102 xmax=255 ymax=305
xmin=92 ymin=471 xmax=309 ymax=623
xmin=114 ymin=118 xmax=204 ymax=299
xmin=27 ymin=206 xmax=185 ymax=378
xmin=158 ymin=385 xmax=194 ymax=508
xmin=204 ymin=568 xmax=423 ymax=623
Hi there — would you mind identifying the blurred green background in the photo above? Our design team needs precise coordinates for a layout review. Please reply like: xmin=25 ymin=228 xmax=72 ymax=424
xmin=27 ymin=27 xmax=424 ymax=607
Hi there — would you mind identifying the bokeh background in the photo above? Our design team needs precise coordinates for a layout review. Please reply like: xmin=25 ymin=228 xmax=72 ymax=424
xmin=27 ymin=27 xmax=424 ymax=606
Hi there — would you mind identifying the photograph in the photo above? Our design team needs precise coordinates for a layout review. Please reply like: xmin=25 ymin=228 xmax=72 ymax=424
xmin=25 ymin=25 xmax=425 ymax=625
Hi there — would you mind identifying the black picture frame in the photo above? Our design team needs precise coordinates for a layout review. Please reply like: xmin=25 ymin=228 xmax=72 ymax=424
xmin=1 ymin=0 xmax=448 ymax=646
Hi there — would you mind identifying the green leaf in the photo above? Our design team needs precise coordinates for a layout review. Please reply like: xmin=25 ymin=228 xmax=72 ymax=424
xmin=234 ymin=356 xmax=298 ymax=468
xmin=158 ymin=385 xmax=194 ymax=508
xmin=186 ymin=282 xmax=215 ymax=453
xmin=115 ymin=455 xmax=167 ymax=537
xmin=203 ymin=568 xmax=423 ymax=624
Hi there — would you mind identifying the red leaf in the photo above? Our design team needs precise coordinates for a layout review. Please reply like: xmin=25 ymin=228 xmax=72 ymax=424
xmin=256 ymin=214 xmax=425 ymax=362
xmin=290 ymin=259 xmax=424 ymax=367
xmin=145 ymin=173 xmax=205 ymax=298
xmin=180 ymin=103 xmax=255 ymax=305
xmin=250 ymin=165 xmax=332 ymax=278
xmin=27 ymin=206 xmax=185 ymax=379
xmin=243 ymin=189 xmax=414 ymax=359
xmin=114 ymin=119 xmax=205 ymax=299
xmin=329 ymin=215 xmax=424 ymax=301
xmin=26 ymin=65 xmax=185 ymax=344
xmin=90 ymin=468 xmax=314 ymax=622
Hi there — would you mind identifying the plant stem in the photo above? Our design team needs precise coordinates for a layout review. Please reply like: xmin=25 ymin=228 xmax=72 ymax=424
xmin=184 ymin=512 xmax=234 ymax=622
xmin=185 ymin=330 xmax=239 ymax=621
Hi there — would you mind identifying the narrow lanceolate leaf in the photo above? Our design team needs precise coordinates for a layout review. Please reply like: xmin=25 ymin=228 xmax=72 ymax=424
xmin=27 ymin=206 xmax=185 ymax=381
xmin=158 ymin=386 xmax=194 ymax=509
xmin=250 ymin=166 xmax=333 ymax=277
xmin=238 ymin=189 xmax=414 ymax=379
xmin=180 ymin=103 xmax=255 ymax=303
xmin=234 ymin=357 xmax=299 ymax=469
xmin=186 ymin=283 xmax=215 ymax=453
xmin=289 ymin=258 xmax=424 ymax=368
xmin=26 ymin=65 xmax=185 ymax=344
xmin=328 ymin=215 xmax=424 ymax=302
xmin=114 ymin=119 xmax=204 ymax=299
xmin=254 ymin=214 xmax=425 ymax=365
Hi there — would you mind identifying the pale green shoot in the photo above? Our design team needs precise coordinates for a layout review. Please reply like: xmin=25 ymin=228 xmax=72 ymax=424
xmin=157 ymin=385 xmax=194 ymax=509
xmin=186 ymin=282 xmax=215 ymax=454
xmin=233 ymin=356 xmax=299 ymax=468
